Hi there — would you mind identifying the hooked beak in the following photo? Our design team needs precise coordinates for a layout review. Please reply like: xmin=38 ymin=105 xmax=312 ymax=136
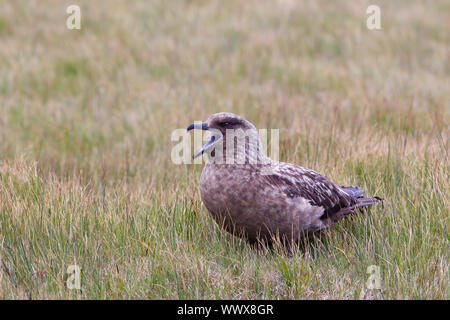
xmin=186 ymin=122 xmax=216 ymax=159
xmin=187 ymin=122 xmax=209 ymax=131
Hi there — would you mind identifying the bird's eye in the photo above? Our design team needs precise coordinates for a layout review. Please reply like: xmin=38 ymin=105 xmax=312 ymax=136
xmin=222 ymin=122 xmax=231 ymax=127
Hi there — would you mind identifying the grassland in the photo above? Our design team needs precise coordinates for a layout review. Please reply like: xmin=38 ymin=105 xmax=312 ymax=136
xmin=0 ymin=0 xmax=448 ymax=299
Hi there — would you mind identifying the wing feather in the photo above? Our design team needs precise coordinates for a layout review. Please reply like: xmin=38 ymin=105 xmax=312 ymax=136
xmin=262 ymin=162 xmax=356 ymax=219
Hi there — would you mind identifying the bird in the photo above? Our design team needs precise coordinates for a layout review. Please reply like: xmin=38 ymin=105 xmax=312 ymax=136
xmin=187 ymin=112 xmax=381 ymax=245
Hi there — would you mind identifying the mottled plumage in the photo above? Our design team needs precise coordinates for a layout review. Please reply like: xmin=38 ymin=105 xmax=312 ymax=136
xmin=187 ymin=113 xmax=381 ymax=244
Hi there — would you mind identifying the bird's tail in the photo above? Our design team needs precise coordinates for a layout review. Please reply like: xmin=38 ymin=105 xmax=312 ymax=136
xmin=326 ymin=188 xmax=382 ymax=223
xmin=340 ymin=186 xmax=364 ymax=198
xmin=340 ymin=186 xmax=383 ymax=208
xmin=355 ymin=196 xmax=383 ymax=208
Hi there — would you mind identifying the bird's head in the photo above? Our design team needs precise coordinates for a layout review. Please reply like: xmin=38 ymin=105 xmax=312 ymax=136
xmin=187 ymin=112 xmax=264 ymax=163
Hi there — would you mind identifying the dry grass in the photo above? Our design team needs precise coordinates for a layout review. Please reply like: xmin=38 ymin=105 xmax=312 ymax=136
xmin=0 ymin=0 xmax=448 ymax=299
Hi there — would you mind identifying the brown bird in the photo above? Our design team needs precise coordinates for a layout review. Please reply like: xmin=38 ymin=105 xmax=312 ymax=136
xmin=187 ymin=112 xmax=381 ymax=245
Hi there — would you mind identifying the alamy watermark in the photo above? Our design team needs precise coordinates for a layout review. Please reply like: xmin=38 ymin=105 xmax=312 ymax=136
xmin=366 ymin=5 xmax=381 ymax=30
xmin=66 ymin=265 xmax=81 ymax=290
xmin=171 ymin=126 xmax=279 ymax=168
xmin=360 ymin=265 xmax=383 ymax=299
xmin=66 ymin=5 xmax=81 ymax=30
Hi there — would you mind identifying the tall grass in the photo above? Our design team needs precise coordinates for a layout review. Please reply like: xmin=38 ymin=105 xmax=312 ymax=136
xmin=0 ymin=0 xmax=448 ymax=299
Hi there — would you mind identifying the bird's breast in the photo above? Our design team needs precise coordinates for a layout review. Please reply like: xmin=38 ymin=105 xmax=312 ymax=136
xmin=198 ymin=164 xmax=296 ymax=240
xmin=199 ymin=164 xmax=254 ymax=213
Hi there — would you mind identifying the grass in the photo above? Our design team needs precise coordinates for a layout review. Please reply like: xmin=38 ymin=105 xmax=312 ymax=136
xmin=0 ymin=0 xmax=448 ymax=299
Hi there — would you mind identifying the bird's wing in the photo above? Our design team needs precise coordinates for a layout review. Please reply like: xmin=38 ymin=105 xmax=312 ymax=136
xmin=261 ymin=162 xmax=356 ymax=219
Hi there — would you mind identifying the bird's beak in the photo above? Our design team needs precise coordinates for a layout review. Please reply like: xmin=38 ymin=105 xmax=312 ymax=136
xmin=187 ymin=122 xmax=209 ymax=131
xmin=187 ymin=122 xmax=214 ymax=159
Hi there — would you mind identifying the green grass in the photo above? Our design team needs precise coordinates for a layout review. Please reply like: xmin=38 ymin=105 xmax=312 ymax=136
xmin=0 ymin=0 xmax=448 ymax=299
